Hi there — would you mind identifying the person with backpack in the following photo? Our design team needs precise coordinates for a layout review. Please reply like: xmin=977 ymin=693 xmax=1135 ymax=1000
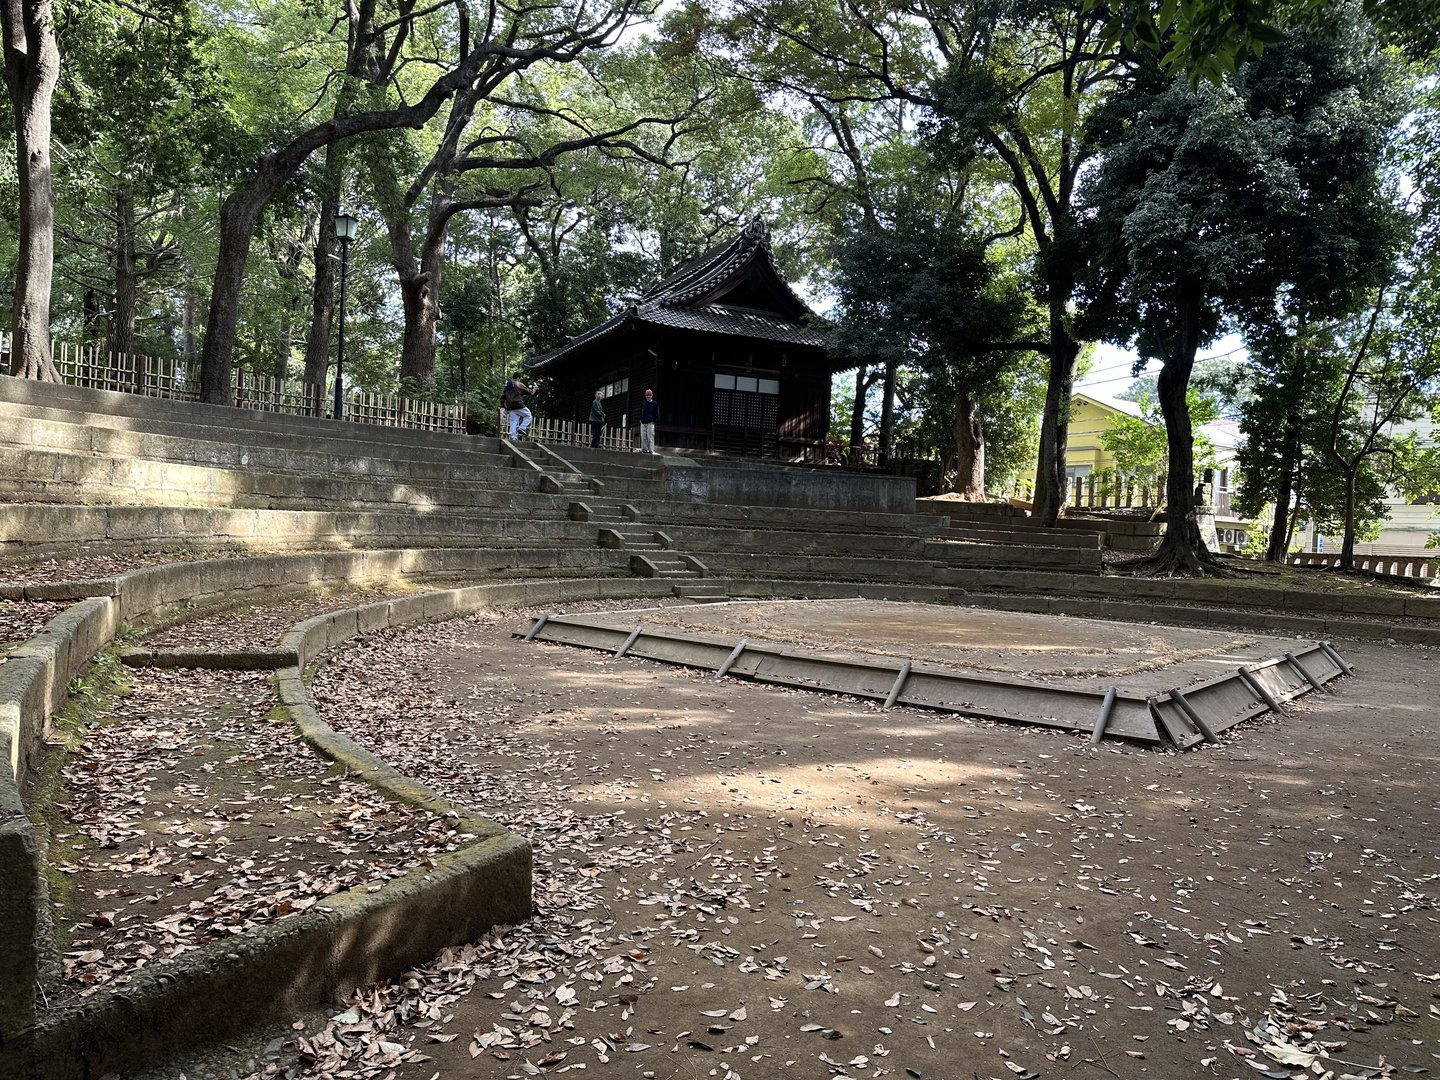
xmin=502 ymin=373 xmax=533 ymax=439
xmin=588 ymin=389 xmax=606 ymax=447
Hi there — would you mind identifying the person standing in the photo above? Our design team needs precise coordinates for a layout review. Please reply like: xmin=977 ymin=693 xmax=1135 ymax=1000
xmin=502 ymin=373 xmax=533 ymax=439
xmin=588 ymin=389 xmax=606 ymax=447
xmin=639 ymin=388 xmax=658 ymax=455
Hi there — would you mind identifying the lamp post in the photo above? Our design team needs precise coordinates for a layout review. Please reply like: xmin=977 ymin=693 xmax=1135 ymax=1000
xmin=333 ymin=211 xmax=359 ymax=420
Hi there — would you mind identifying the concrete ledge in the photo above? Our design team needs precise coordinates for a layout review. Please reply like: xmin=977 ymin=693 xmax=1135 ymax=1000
xmin=0 ymin=756 xmax=39 ymax=1045
xmin=117 ymin=646 xmax=299 ymax=670
xmin=10 ymin=826 xmax=530 ymax=1080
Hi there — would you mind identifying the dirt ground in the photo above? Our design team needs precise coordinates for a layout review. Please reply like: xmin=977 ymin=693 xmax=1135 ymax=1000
xmin=162 ymin=598 xmax=1440 ymax=1080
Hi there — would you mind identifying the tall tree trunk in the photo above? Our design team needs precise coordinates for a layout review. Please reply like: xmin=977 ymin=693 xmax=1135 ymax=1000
xmin=2 ymin=0 xmax=60 ymax=381
xmin=201 ymin=188 xmax=269 ymax=404
xmin=1151 ymin=297 xmax=1215 ymax=574
xmin=410 ymin=231 xmax=445 ymax=382
xmin=395 ymin=213 xmax=446 ymax=384
xmin=1264 ymin=420 xmax=1300 ymax=563
xmin=878 ymin=359 xmax=897 ymax=465
xmin=110 ymin=185 xmax=140 ymax=388
xmin=952 ymin=390 xmax=985 ymax=498
xmin=1031 ymin=304 xmax=1081 ymax=526
xmin=304 ymin=178 xmax=341 ymax=415
xmin=848 ymin=366 xmax=867 ymax=465
xmin=1339 ymin=468 xmax=1359 ymax=572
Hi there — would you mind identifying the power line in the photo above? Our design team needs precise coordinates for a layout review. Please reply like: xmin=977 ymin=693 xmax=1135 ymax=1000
xmin=1077 ymin=346 xmax=1249 ymax=388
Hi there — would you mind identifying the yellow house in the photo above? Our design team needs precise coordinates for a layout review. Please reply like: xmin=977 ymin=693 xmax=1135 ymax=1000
xmin=1018 ymin=392 xmax=1249 ymax=548
xmin=1062 ymin=393 xmax=1140 ymax=479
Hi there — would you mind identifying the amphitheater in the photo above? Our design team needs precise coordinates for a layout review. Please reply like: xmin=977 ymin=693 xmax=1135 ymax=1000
xmin=2 ymin=375 xmax=1438 ymax=1080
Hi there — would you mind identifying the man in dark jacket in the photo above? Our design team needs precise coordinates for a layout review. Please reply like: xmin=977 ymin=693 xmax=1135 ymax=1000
xmin=589 ymin=390 xmax=606 ymax=447
xmin=639 ymin=388 xmax=658 ymax=454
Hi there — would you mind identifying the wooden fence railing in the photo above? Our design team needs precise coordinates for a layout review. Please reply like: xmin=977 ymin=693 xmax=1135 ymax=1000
xmin=1013 ymin=473 xmax=1166 ymax=510
xmin=499 ymin=410 xmax=635 ymax=451
xmin=6 ymin=335 xmax=469 ymax=434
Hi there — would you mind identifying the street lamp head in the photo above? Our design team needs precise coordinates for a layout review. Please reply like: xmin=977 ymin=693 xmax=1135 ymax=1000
xmin=334 ymin=211 xmax=359 ymax=242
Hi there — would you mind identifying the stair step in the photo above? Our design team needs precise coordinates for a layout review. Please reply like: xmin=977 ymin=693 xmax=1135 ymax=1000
xmin=673 ymin=585 xmax=727 ymax=598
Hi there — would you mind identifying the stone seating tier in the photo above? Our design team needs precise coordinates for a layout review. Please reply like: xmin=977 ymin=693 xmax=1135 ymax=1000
xmin=639 ymin=521 xmax=1096 ymax=568
xmin=0 ymin=445 xmax=573 ymax=514
xmin=0 ymin=375 xmax=488 ymax=457
xmin=0 ymin=505 xmax=599 ymax=559
xmin=1 ymin=410 xmax=519 ymax=485
xmin=620 ymin=499 xmax=949 ymax=538
xmin=689 ymin=542 xmax=1098 ymax=581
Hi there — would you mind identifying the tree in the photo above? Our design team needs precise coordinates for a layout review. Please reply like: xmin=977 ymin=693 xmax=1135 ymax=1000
xmin=1078 ymin=10 xmax=1404 ymax=573
xmin=1322 ymin=284 xmax=1440 ymax=568
xmin=687 ymin=0 xmax=944 ymax=464
xmin=53 ymin=0 xmax=232 ymax=383
xmin=1091 ymin=0 xmax=1439 ymax=82
xmin=198 ymin=0 xmax=653 ymax=405
xmin=1101 ymin=389 xmax=1218 ymax=482
xmin=931 ymin=2 xmax=1121 ymax=525
xmin=2 ymin=0 xmax=60 ymax=379
xmin=830 ymin=186 xmax=1040 ymax=498
xmin=1230 ymin=319 xmax=1347 ymax=561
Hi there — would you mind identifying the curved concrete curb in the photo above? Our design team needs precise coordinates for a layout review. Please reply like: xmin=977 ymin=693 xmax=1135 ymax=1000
xmin=117 ymin=645 xmax=300 ymax=669
xmin=13 ymin=828 xmax=530 ymax=1080
xmin=1 ymin=567 xmax=671 ymax=1077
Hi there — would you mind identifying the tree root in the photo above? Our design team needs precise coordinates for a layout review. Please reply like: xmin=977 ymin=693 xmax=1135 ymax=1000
xmin=1109 ymin=544 xmax=1230 ymax=579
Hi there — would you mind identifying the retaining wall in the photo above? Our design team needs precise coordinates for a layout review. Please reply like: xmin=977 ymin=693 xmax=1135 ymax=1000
xmin=666 ymin=460 xmax=916 ymax=514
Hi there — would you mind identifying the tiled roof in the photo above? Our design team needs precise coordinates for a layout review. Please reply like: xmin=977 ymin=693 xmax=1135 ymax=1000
xmin=529 ymin=219 xmax=828 ymax=371
xmin=638 ymin=304 xmax=828 ymax=347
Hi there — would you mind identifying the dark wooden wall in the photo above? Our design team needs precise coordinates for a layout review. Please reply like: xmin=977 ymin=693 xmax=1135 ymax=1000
xmin=541 ymin=324 xmax=832 ymax=457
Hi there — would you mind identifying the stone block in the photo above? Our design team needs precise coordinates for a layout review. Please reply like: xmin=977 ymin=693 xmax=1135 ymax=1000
xmin=1284 ymin=589 xmax=1405 ymax=618
xmin=1404 ymin=595 xmax=1440 ymax=620
xmin=0 ymin=804 xmax=39 ymax=1042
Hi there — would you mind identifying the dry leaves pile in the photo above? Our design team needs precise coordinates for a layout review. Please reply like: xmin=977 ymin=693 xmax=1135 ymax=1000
xmin=0 ymin=598 xmax=70 ymax=653
xmin=49 ymin=667 xmax=470 ymax=1005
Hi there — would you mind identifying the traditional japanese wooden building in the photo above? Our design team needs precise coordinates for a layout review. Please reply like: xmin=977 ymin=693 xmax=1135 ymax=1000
xmin=528 ymin=220 xmax=840 ymax=458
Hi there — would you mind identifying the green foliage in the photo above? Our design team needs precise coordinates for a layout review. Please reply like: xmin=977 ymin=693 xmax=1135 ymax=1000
xmin=1242 ymin=508 xmax=1275 ymax=557
xmin=1101 ymin=391 xmax=1219 ymax=479
xmin=1081 ymin=9 xmax=1404 ymax=351
xmin=1088 ymin=0 xmax=1438 ymax=84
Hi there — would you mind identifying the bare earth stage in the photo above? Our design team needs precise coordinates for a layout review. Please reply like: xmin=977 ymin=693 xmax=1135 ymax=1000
xmin=522 ymin=598 xmax=1351 ymax=749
